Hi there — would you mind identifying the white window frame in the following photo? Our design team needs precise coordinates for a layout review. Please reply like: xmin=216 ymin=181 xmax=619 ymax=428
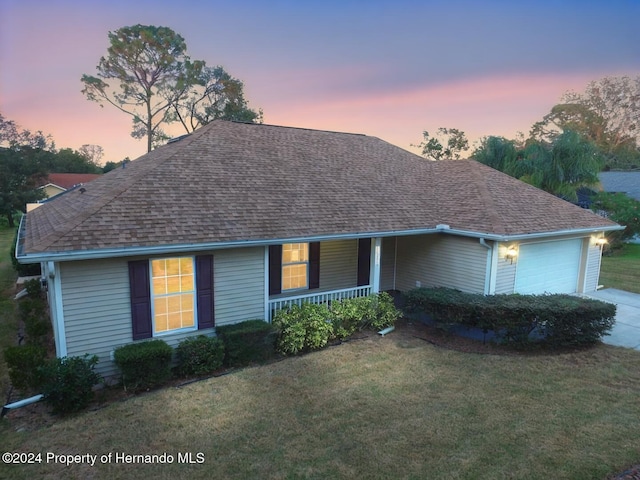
xmin=150 ymin=256 xmax=198 ymax=336
xmin=282 ymin=243 xmax=309 ymax=291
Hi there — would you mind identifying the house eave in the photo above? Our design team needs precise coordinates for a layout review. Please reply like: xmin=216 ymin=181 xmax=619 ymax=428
xmin=16 ymin=222 xmax=624 ymax=264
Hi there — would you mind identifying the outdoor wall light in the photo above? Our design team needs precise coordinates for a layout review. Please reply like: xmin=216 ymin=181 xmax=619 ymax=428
xmin=595 ymin=237 xmax=608 ymax=247
xmin=505 ymin=246 xmax=518 ymax=264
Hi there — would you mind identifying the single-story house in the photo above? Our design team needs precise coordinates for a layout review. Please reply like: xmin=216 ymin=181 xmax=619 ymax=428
xmin=37 ymin=173 xmax=101 ymax=200
xmin=16 ymin=121 xmax=623 ymax=377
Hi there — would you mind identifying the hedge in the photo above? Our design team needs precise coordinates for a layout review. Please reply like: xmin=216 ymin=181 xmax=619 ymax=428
xmin=216 ymin=320 xmax=277 ymax=367
xmin=404 ymin=287 xmax=616 ymax=347
xmin=113 ymin=340 xmax=173 ymax=391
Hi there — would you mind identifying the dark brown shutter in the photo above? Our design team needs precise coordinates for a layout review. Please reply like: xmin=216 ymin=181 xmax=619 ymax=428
xmin=357 ymin=238 xmax=371 ymax=286
xmin=269 ymin=245 xmax=282 ymax=296
xmin=128 ymin=260 xmax=152 ymax=340
xmin=309 ymin=242 xmax=320 ymax=290
xmin=196 ymin=255 xmax=215 ymax=329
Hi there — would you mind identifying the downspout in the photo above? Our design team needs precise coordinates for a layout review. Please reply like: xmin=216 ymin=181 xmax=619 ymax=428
xmin=479 ymin=238 xmax=492 ymax=295
xmin=2 ymin=395 xmax=44 ymax=418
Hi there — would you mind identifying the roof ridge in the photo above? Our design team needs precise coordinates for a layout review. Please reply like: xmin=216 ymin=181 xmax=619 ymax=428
xmin=226 ymin=120 xmax=367 ymax=137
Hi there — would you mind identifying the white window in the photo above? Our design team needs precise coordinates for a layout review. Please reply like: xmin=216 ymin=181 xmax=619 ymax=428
xmin=150 ymin=257 xmax=196 ymax=334
xmin=282 ymin=243 xmax=308 ymax=290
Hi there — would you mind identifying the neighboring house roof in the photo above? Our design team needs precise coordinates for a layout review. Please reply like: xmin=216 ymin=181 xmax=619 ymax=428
xmin=20 ymin=121 xmax=619 ymax=259
xmin=38 ymin=173 xmax=101 ymax=191
xmin=599 ymin=172 xmax=640 ymax=201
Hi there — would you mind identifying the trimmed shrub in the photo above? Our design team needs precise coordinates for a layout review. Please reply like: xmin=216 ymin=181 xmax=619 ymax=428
xmin=3 ymin=344 xmax=47 ymax=394
xmin=329 ymin=299 xmax=362 ymax=340
xmin=273 ymin=294 xmax=402 ymax=355
xmin=39 ymin=355 xmax=101 ymax=415
xmin=24 ymin=278 xmax=43 ymax=298
xmin=404 ymin=287 xmax=616 ymax=347
xmin=273 ymin=303 xmax=333 ymax=355
xmin=175 ymin=335 xmax=224 ymax=377
xmin=113 ymin=340 xmax=173 ymax=392
xmin=216 ymin=320 xmax=277 ymax=367
xmin=331 ymin=293 xmax=400 ymax=337
xmin=19 ymin=297 xmax=50 ymax=344
xmin=368 ymin=292 xmax=401 ymax=331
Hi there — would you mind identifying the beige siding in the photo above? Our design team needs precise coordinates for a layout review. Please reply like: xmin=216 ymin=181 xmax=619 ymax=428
xmin=59 ymin=247 xmax=265 ymax=378
xmin=583 ymin=243 xmax=602 ymax=292
xmin=494 ymin=243 xmax=517 ymax=294
xmin=319 ymin=239 xmax=358 ymax=290
xmin=380 ymin=237 xmax=397 ymax=291
xmin=395 ymin=234 xmax=487 ymax=294
xmin=214 ymin=247 xmax=265 ymax=325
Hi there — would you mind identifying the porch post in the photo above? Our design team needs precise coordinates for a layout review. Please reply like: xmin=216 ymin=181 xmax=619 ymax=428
xmin=370 ymin=237 xmax=382 ymax=293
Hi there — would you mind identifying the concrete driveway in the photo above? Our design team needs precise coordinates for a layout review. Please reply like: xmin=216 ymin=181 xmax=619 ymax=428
xmin=584 ymin=288 xmax=640 ymax=350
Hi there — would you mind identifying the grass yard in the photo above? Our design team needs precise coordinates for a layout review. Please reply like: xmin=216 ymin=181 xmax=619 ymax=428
xmin=1 ymin=332 xmax=640 ymax=479
xmin=600 ymin=243 xmax=640 ymax=293
xmin=0 ymin=226 xmax=19 ymax=402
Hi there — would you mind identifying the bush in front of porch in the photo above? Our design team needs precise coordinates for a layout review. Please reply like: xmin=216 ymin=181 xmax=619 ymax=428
xmin=273 ymin=293 xmax=401 ymax=355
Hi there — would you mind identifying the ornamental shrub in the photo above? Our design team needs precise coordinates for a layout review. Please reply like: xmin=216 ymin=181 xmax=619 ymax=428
xmin=19 ymin=297 xmax=50 ymax=345
xmin=39 ymin=354 xmax=101 ymax=415
xmin=216 ymin=320 xmax=277 ymax=367
xmin=273 ymin=303 xmax=333 ymax=355
xmin=404 ymin=287 xmax=616 ymax=347
xmin=175 ymin=335 xmax=224 ymax=377
xmin=3 ymin=344 xmax=47 ymax=394
xmin=329 ymin=299 xmax=362 ymax=340
xmin=368 ymin=292 xmax=401 ymax=331
xmin=273 ymin=294 xmax=401 ymax=355
xmin=113 ymin=340 xmax=173 ymax=392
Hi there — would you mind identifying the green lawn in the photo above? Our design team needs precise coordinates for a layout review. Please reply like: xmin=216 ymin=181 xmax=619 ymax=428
xmin=600 ymin=243 xmax=640 ymax=293
xmin=1 ymin=333 xmax=640 ymax=479
xmin=0 ymin=226 xmax=19 ymax=401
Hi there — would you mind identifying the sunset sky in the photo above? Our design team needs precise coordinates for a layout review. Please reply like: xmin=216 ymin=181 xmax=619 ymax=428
xmin=1 ymin=0 xmax=639 ymax=163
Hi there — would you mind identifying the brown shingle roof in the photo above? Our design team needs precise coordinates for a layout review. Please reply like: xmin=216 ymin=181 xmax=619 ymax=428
xmin=22 ymin=121 xmax=619 ymax=256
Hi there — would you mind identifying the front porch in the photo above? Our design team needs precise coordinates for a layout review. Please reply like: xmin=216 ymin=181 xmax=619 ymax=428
xmin=268 ymin=285 xmax=373 ymax=321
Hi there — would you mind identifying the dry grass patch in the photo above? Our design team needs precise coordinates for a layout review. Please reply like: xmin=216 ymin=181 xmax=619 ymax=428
xmin=1 ymin=326 xmax=639 ymax=480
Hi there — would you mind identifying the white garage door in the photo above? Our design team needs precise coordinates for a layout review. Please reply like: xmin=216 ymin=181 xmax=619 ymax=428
xmin=515 ymin=239 xmax=582 ymax=294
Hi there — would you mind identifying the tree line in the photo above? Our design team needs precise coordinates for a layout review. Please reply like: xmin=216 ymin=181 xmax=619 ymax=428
xmin=417 ymin=75 xmax=640 ymax=203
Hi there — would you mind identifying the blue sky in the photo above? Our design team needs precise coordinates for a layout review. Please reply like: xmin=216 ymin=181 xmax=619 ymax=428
xmin=1 ymin=0 xmax=638 ymax=162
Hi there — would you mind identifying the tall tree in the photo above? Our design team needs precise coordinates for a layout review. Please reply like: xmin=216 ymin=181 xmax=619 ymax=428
xmin=169 ymin=65 xmax=262 ymax=133
xmin=473 ymin=131 xmax=603 ymax=202
xmin=0 ymin=112 xmax=55 ymax=151
xmin=82 ymin=25 xmax=192 ymax=152
xmin=414 ymin=128 xmax=469 ymax=160
xmin=82 ymin=24 xmax=260 ymax=152
xmin=530 ymin=75 xmax=640 ymax=169
xmin=0 ymin=146 xmax=47 ymax=227
xmin=78 ymin=144 xmax=104 ymax=167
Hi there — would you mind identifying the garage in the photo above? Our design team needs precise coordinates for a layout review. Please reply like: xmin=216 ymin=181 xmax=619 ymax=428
xmin=514 ymin=239 xmax=583 ymax=294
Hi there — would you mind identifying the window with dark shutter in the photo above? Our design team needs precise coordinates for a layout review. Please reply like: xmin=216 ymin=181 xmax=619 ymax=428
xmin=309 ymin=242 xmax=320 ymax=289
xmin=196 ymin=255 xmax=215 ymax=329
xmin=357 ymin=238 xmax=371 ymax=286
xmin=128 ymin=260 xmax=152 ymax=340
xmin=269 ymin=245 xmax=282 ymax=295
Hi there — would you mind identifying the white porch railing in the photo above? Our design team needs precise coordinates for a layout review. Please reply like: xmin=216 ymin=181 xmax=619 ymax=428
xmin=268 ymin=285 xmax=372 ymax=321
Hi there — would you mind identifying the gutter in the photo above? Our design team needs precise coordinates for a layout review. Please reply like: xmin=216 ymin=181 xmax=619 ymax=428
xmin=16 ymin=220 xmax=625 ymax=264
